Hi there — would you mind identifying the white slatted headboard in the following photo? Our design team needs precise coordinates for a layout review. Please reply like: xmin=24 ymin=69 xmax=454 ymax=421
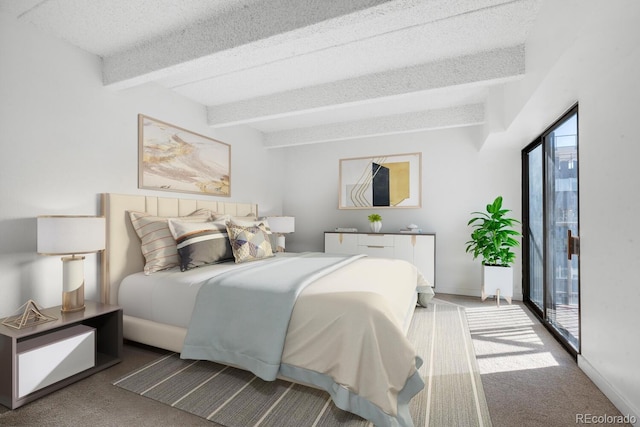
xmin=100 ymin=193 xmax=258 ymax=305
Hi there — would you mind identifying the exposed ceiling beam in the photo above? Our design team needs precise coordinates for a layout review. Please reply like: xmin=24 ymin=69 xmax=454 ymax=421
xmin=207 ymin=45 xmax=524 ymax=128
xmin=102 ymin=0 xmax=397 ymax=89
xmin=264 ymin=104 xmax=485 ymax=148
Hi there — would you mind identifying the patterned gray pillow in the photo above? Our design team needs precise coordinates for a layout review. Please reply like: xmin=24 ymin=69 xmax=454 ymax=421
xmin=226 ymin=221 xmax=274 ymax=263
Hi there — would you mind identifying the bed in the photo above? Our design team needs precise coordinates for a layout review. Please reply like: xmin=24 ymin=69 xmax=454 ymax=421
xmin=101 ymin=193 xmax=434 ymax=427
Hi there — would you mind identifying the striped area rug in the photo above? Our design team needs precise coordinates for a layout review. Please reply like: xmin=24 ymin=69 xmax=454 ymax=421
xmin=114 ymin=302 xmax=491 ymax=427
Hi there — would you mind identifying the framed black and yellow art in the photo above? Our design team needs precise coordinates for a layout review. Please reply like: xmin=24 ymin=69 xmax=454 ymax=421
xmin=339 ymin=152 xmax=421 ymax=209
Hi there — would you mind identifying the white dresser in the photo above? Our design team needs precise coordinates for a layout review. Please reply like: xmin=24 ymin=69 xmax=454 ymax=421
xmin=324 ymin=232 xmax=436 ymax=287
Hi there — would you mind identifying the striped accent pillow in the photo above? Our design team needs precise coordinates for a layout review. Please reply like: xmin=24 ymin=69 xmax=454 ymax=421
xmin=167 ymin=218 xmax=233 ymax=271
xmin=129 ymin=209 xmax=213 ymax=274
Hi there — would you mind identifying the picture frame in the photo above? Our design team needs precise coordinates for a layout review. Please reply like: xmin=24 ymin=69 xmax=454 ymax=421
xmin=339 ymin=152 xmax=422 ymax=209
xmin=138 ymin=114 xmax=231 ymax=196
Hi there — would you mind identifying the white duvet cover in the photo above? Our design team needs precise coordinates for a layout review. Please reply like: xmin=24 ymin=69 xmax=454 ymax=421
xmin=118 ymin=254 xmax=427 ymax=332
xmin=118 ymin=254 xmax=433 ymax=426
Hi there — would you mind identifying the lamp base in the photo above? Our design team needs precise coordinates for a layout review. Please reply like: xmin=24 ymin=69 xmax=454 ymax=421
xmin=62 ymin=285 xmax=85 ymax=312
xmin=275 ymin=234 xmax=286 ymax=253
xmin=61 ymin=256 xmax=86 ymax=313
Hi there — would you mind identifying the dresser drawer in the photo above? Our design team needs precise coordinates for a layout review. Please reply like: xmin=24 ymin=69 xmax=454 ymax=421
xmin=324 ymin=232 xmax=358 ymax=254
xmin=358 ymin=245 xmax=394 ymax=258
xmin=358 ymin=233 xmax=394 ymax=247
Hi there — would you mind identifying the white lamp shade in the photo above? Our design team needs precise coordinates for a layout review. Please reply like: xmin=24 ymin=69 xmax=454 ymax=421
xmin=37 ymin=216 xmax=106 ymax=255
xmin=267 ymin=216 xmax=295 ymax=234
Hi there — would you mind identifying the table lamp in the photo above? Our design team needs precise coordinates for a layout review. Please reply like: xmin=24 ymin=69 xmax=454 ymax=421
xmin=37 ymin=216 xmax=106 ymax=312
xmin=266 ymin=216 xmax=295 ymax=252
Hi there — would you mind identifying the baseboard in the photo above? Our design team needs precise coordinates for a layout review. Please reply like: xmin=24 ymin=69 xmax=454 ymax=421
xmin=434 ymin=285 xmax=523 ymax=302
xmin=435 ymin=286 xmax=478 ymax=298
xmin=578 ymin=355 xmax=639 ymax=426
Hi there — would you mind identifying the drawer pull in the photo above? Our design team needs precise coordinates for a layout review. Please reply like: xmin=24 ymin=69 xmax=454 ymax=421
xmin=367 ymin=245 xmax=385 ymax=249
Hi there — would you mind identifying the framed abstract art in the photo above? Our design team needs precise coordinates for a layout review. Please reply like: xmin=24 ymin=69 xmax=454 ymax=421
xmin=339 ymin=152 xmax=421 ymax=209
xmin=138 ymin=114 xmax=231 ymax=196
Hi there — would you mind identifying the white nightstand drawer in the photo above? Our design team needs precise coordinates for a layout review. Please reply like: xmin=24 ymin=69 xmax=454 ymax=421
xmin=358 ymin=233 xmax=394 ymax=247
xmin=17 ymin=325 xmax=95 ymax=398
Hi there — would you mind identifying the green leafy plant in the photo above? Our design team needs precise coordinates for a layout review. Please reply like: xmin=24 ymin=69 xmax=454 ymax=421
xmin=368 ymin=213 xmax=382 ymax=222
xmin=465 ymin=196 xmax=522 ymax=266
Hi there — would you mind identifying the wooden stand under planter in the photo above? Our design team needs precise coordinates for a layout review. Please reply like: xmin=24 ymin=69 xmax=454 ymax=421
xmin=482 ymin=265 xmax=513 ymax=307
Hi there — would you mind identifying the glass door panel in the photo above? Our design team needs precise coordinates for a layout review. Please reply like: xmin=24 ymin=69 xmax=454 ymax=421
xmin=545 ymin=114 xmax=579 ymax=351
xmin=528 ymin=145 xmax=544 ymax=310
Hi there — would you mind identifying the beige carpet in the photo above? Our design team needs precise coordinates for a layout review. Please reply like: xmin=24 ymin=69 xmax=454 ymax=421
xmin=0 ymin=295 xmax=628 ymax=427
xmin=436 ymin=294 xmax=632 ymax=427
xmin=113 ymin=302 xmax=491 ymax=427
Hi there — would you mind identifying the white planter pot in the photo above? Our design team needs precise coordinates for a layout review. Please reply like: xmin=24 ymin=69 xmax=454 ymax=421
xmin=370 ymin=221 xmax=382 ymax=232
xmin=482 ymin=265 xmax=513 ymax=306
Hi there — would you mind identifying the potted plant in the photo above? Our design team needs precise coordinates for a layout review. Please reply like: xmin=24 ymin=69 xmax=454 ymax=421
xmin=465 ymin=196 xmax=522 ymax=305
xmin=368 ymin=213 xmax=382 ymax=232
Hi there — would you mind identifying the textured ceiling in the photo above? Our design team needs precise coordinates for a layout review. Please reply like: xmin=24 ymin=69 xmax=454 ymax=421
xmin=1 ymin=0 xmax=542 ymax=147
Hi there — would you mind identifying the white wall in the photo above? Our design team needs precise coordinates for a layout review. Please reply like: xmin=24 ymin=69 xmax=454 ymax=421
xmin=280 ymin=126 xmax=523 ymax=299
xmin=0 ymin=14 xmax=284 ymax=317
xmin=577 ymin=12 xmax=640 ymax=425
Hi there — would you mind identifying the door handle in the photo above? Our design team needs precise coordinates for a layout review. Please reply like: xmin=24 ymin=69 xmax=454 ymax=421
xmin=567 ymin=229 xmax=580 ymax=259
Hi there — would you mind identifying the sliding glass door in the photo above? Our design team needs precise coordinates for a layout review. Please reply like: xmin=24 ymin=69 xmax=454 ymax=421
xmin=523 ymin=105 xmax=580 ymax=355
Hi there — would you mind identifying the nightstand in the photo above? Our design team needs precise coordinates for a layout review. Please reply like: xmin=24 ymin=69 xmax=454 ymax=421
xmin=0 ymin=300 xmax=122 ymax=409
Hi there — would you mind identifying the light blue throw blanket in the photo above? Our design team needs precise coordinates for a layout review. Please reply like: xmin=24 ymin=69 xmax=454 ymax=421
xmin=181 ymin=252 xmax=365 ymax=381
